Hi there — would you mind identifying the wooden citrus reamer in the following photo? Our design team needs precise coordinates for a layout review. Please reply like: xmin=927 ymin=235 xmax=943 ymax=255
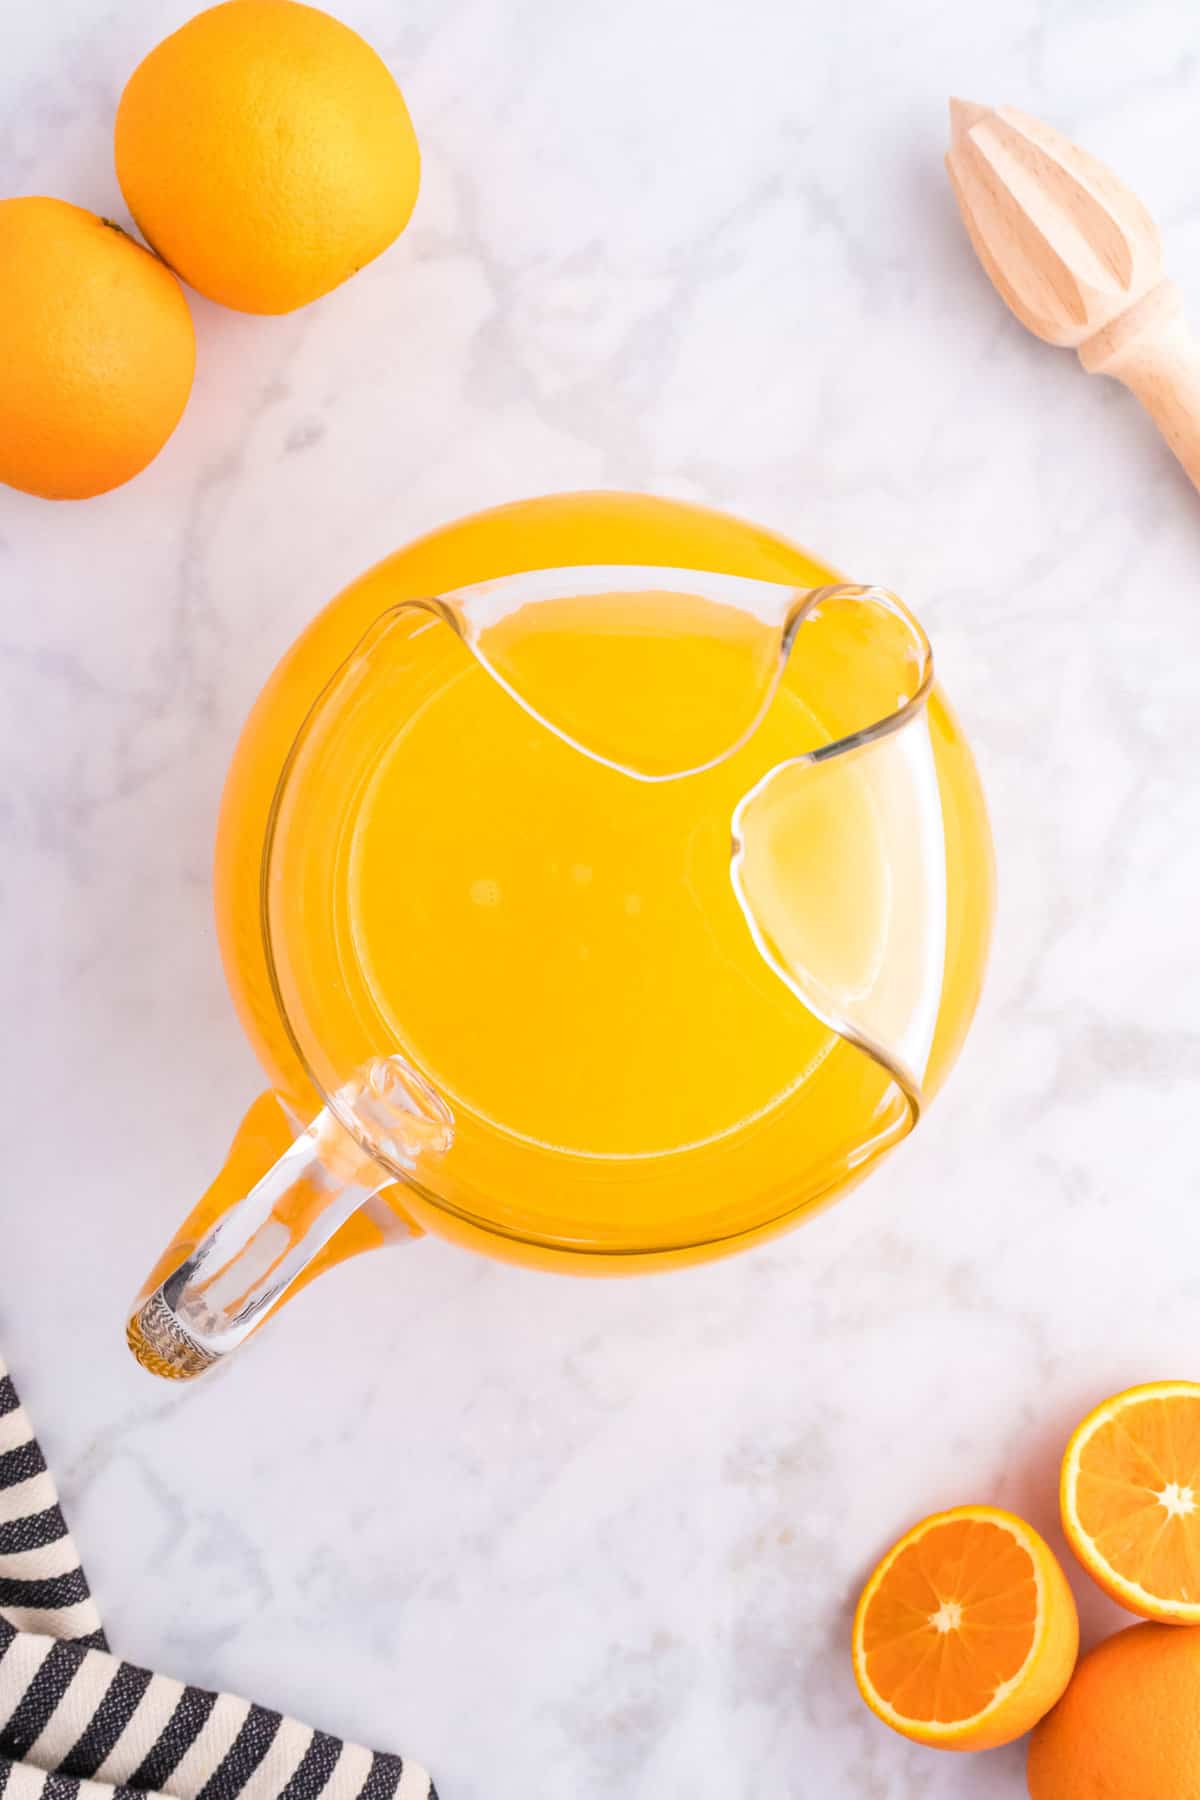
xmin=946 ymin=98 xmax=1200 ymax=492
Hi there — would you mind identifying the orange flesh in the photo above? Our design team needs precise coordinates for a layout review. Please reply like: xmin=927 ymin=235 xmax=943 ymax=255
xmin=1072 ymin=1394 xmax=1200 ymax=1605
xmin=860 ymin=1518 xmax=1038 ymax=1723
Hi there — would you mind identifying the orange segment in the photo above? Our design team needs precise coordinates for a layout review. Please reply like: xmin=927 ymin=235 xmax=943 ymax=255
xmin=1061 ymin=1380 xmax=1200 ymax=1622
xmin=852 ymin=1505 xmax=1079 ymax=1751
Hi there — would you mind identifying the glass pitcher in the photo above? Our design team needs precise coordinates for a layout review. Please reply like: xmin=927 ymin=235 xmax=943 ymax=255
xmin=128 ymin=492 xmax=993 ymax=1379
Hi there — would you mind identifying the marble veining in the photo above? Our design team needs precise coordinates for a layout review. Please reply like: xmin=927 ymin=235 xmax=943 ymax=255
xmin=5 ymin=0 xmax=1200 ymax=1794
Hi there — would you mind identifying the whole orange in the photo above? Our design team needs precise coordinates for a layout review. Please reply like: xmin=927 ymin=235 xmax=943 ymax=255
xmin=114 ymin=0 xmax=421 ymax=315
xmin=0 ymin=197 xmax=195 ymax=501
xmin=1028 ymin=1622 xmax=1200 ymax=1798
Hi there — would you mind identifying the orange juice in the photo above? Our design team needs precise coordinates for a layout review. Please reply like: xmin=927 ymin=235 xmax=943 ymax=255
xmin=208 ymin=493 xmax=992 ymax=1279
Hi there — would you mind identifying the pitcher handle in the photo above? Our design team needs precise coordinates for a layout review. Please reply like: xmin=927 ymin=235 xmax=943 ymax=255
xmin=127 ymin=1059 xmax=453 ymax=1380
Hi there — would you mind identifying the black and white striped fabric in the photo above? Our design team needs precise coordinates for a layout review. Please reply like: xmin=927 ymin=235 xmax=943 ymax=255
xmin=0 ymin=1360 xmax=435 ymax=1800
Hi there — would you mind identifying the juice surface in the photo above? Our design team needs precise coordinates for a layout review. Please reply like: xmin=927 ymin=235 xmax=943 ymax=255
xmin=267 ymin=584 xmax=932 ymax=1251
xmin=349 ymin=596 xmax=838 ymax=1159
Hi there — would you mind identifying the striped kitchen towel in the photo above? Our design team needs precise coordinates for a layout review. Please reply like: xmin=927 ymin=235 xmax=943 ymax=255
xmin=0 ymin=1359 xmax=435 ymax=1800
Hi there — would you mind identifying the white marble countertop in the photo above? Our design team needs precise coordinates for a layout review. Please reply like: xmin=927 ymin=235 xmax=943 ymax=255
xmin=5 ymin=1 xmax=1200 ymax=1794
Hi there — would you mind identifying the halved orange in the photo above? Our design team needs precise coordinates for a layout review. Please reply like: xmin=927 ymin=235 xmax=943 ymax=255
xmin=852 ymin=1505 xmax=1079 ymax=1750
xmin=1061 ymin=1380 xmax=1200 ymax=1622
